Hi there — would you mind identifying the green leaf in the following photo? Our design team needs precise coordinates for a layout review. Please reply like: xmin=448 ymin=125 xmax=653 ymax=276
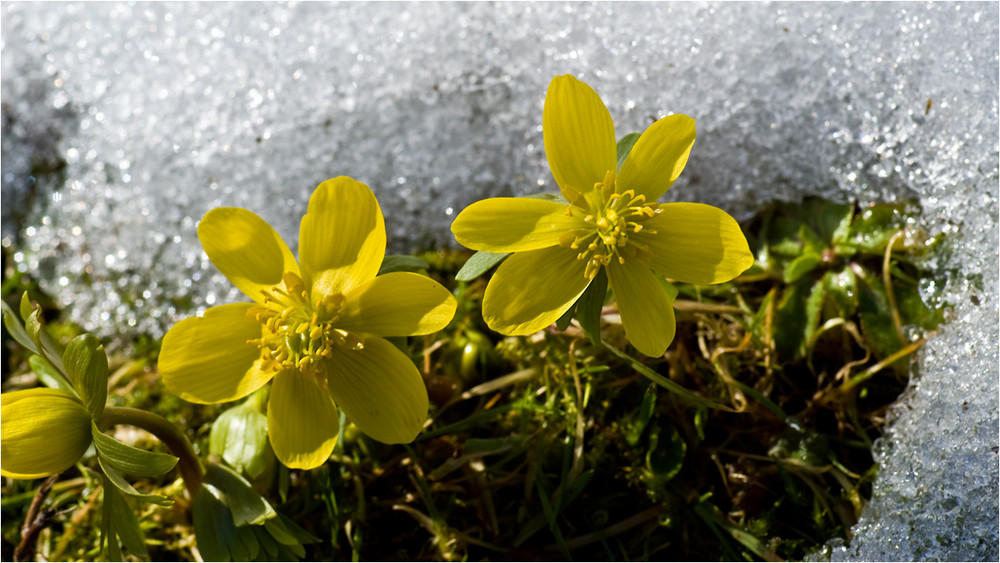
xmin=193 ymin=484 xmax=238 ymax=562
xmin=645 ymin=422 xmax=686 ymax=480
xmin=767 ymin=216 xmax=806 ymax=257
xmin=455 ymin=250 xmax=510 ymax=282
xmin=659 ymin=278 xmax=679 ymax=302
xmin=624 ymin=383 xmax=657 ymax=446
xmin=63 ymin=334 xmax=109 ymax=420
xmin=784 ymin=252 xmax=822 ymax=283
xmin=821 ymin=201 xmax=854 ymax=245
xmin=92 ymin=423 xmax=178 ymax=478
xmin=554 ymin=301 xmax=576 ymax=331
xmin=203 ymin=462 xmax=276 ymax=527
xmin=575 ymin=266 xmax=607 ymax=344
xmin=378 ymin=255 xmax=430 ymax=276
xmin=28 ymin=354 xmax=75 ymax=392
xmin=101 ymin=477 xmax=149 ymax=560
xmin=848 ymin=203 xmax=908 ymax=253
xmin=23 ymin=309 xmax=65 ymax=374
xmin=798 ymin=224 xmax=827 ymax=254
xmin=602 ymin=343 xmax=732 ymax=410
xmin=210 ymin=399 xmax=271 ymax=479
xmin=98 ymin=456 xmax=174 ymax=506
xmin=823 ymin=268 xmax=858 ymax=318
xmin=1 ymin=299 xmax=39 ymax=355
xmin=18 ymin=292 xmax=34 ymax=322
xmin=616 ymin=132 xmax=641 ymax=170
xmin=773 ymin=278 xmax=813 ymax=360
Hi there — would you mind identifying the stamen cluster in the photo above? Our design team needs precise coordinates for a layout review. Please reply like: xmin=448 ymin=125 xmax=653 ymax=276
xmin=559 ymin=170 xmax=662 ymax=279
xmin=245 ymin=272 xmax=361 ymax=379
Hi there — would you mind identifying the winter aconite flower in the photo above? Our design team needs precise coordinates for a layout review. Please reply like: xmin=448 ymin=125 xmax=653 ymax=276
xmin=1 ymin=388 xmax=93 ymax=479
xmin=159 ymin=177 xmax=457 ymax=470
xmin=451 ymin=75 xmax=753 ymax=357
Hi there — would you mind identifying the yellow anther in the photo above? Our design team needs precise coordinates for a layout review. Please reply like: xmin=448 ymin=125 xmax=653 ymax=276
xmin=309 ymin=326 xmax=324 ymax=341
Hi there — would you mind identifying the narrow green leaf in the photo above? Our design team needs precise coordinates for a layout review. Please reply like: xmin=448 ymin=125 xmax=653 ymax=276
xmin=92 ymin=423 xmax=178 ymax=478
xmin=378 ymin=254 xmax=430 ymax=275
xmin=18 ymin=292 xmax=33 ymax=322
xmin=1 ymin=299 xmax=38 ymax=354
xmin=64 ymin=334 xmax=109 ymax=420
xmin=616 ymin=132 xmax=642 ymax=170
xmin=576 ymin=266 xmax=608 ymax=344
xmin=193 ymin=485 xmax=235 ymax=562
xmin=625 ymin=383 xmax=658 ymax=447
xmin=554 ymin=302 xmax=577 ymax=331
xmin=24 ymin=309 xmax=65 ymax=374
xmin=28 ymin=354 xmax=75 ymax=392
xmin=456 ymin=250 xmax=509 ymax=282
xmin=101 ymin=484 xmax=123 ymax=561
xmin=103 ymin=478 xmax=149 ymax=559
xmin=602 ymin=343 xmax=732 ymax=410
xmin=784 ymin=252 xmax=822 ymax=283
xmin=203 ymin=462 xmax=276 ymax=527
xmin=98 ymin=456 xmax=173 ymax=506
xmin=773 ymin=278 xmax=812 ymax=360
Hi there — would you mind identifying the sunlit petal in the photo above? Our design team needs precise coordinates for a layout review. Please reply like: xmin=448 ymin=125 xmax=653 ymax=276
xmin=606 ymin=261 xmax=676 ymax=358
xmin=159 ymin=303 xmax=275 ymax=403
xmin=337 ymin=272 xmax=457 ymax=336
xmin=198 ymin=208 xmax=299 ymax=304
xmin=326 ymin=336 xmax=428 ymax=444
xmin=483 ymin=247 xmax=591 ymax=335
xmin=267 ymin=369 xmax=340 ymax=470
xmin=617 ymin=114 xmax=696 ymax=201
xmin=299 ymin=177 xmax=385 ymax=297
xmin=638 ymin=203 xmax=754 ymax=284
xmin=1 ymin=389 xmax=92 ymax=479
xmin=451 ymin=197 xmax=584 ymax=252
xmin=543 ymin=75 xmax=617 ymax=202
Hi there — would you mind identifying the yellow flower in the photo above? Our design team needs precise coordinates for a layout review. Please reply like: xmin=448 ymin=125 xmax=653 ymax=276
xmin=451 ymin=75 xmax=753 ymax=357
xmin=1 ymin=388 xmax=93 ymax=479
xmin=159 ymin=177 xmax=457 ymax=470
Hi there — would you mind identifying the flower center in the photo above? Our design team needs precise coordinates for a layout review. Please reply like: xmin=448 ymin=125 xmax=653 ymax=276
xmin=245 ymin=272 xmax=362 ymax=379
xmin=559 ymin=170 xmax=662 ymax=280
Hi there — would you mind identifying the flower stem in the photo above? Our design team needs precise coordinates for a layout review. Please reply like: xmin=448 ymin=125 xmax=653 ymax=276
xmin=98 ymin=407 xmax=203 ymax=499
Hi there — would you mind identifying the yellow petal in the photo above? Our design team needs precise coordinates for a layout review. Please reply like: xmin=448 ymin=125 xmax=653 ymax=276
xmin=637 ymin=203 xmax=754 ymax=285
xmin=1 ymin=388 xmax=92 ymax=479
xmin=451 ymin=197 xmax=584 ymax=252
xmin=198 ymin=207 xmax=299 ymax=304
xmin=606 ymin=261 xmax=676 ymax=357
xmin=267 ymin=369 xmax=339 ymax=470
xmin=482 ymin=247 xmax=591 ymax=335
xmin=159 ymin=303 xmax=275 ymax=403
xmin=337 ymin=272 xmax=457 ymax=336
xmin=326 ymin=336 xmax=428 ymax=444
xmin=617 ymin=114 xmax=696 ymax=201
xmin=543 ymin=75 xmax=617 ymax=203
xmin=299 ymin=177 xmax=386 ymax=298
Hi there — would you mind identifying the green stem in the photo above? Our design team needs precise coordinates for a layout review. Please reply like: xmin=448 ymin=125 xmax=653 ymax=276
xmin=98 ymin=407 xmax=203 ymax=500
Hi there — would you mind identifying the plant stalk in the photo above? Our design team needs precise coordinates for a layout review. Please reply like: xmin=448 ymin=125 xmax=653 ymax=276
xmin=98 ymin=406 xmax=203 ymax=499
